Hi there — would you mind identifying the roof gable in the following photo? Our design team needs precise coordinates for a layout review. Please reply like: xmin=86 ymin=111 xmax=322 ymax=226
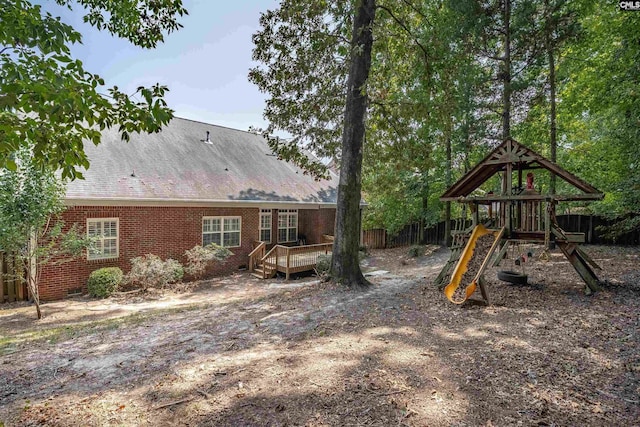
xmin=441 ymin=139 xmax=602 ymax=200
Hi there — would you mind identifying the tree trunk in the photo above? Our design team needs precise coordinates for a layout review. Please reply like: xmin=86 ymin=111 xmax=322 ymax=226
xmin=422 ymin=176 xmax=429 ymax=243
xmin=545 ymin=0 xmax=557 ymax=250
xmin=444 ymin=123 xmax=452 ymax=247
xmin=28 ymin=273 xmax=42 ymax=320
xmin=28 ymin=235 xmax=42 ymax=319
xmin=331 ymin=0 xmax=375 ymax=288
xmin=545 ymin=0 xmax=557 ymax=195
xmin=502 ymin=0 xmax=512 ymax=141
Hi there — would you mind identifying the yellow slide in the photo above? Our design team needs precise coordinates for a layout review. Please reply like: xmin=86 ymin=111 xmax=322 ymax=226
xmin=444 ymin=224 xmax=504 ymax=304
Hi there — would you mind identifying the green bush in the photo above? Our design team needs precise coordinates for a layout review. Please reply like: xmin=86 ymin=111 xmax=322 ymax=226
xmin=125 ymin=254 xmax=184 ymax=290
xmin=166 ymin=258 xmax=184 ymax=283
xmin=315 ymin=254 xmax=332 ymax=276
xmin=184 ymin=244 xmax=233 ymax=279
xmin=407 ymin=245 xmax=424 ymax=258
xmin=87 ymin=267 xmax=123 ymax=298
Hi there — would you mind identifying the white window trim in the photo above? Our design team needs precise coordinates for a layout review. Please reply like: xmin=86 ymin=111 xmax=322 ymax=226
xmin=202 ymin=216 xmax=242 ymax=248
xmin=278 ymin=209 xmax=298 ymax=243
xmin=259 ymin=209 xmax=272 ymax=243
xmin=86 ymin=217 xmax=119 ymax=260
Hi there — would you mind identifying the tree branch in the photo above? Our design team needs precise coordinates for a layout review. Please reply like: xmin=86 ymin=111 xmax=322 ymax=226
xmin=376 ymin=4 xmax=429 ymax=63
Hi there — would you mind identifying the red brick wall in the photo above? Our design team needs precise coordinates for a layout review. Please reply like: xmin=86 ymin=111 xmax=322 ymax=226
xmin=298 ymin=208 xmax=336 ymax=244
xmin=39 ymin=205 xmax=336 ymax=301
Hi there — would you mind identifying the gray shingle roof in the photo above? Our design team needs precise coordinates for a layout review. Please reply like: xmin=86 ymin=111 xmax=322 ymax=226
xmin=65 ymin=117 xmax=339 ymax=205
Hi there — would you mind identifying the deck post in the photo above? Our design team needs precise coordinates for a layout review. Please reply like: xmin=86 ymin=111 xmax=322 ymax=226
xmin=545 ymin=200 xmax=551 ymax=249
xmin=285 ymin=249 xmax=291 ymax=280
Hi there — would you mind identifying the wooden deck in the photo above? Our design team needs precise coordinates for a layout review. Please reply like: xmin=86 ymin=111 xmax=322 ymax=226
xmin=249 ymin=242 xmax=333 ymax=279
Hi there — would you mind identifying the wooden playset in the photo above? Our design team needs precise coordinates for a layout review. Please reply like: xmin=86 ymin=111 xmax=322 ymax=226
xmin=435 ymin=139 xmax=604 ymax=304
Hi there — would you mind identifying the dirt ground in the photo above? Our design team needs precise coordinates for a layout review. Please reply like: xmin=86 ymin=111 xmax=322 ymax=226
xmin=1 ymin=245 xmax=639 ymax=426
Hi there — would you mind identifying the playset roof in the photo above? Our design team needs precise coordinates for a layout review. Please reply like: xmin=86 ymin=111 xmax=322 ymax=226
xmin=440 ymin=139 xmax=603 ymax=202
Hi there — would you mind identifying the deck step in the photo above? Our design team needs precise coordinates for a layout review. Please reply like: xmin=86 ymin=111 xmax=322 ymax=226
xmin=252 ymin=265 xmax=276 ymax=279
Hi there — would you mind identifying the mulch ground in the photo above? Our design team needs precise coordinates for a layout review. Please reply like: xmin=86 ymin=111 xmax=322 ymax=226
xmin=0 ymin=244 xmax=638 ymax=426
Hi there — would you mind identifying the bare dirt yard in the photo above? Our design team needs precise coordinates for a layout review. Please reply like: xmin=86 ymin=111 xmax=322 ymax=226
xmin=1 ymin=245 xmax=639 ymax=426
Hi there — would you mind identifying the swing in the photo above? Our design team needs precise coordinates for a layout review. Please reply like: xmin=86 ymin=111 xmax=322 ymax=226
xmin=497 ymin=240 xmax=529 ymax=285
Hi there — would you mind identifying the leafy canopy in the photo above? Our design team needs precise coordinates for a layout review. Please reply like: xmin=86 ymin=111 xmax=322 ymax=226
xmin=0 ymin=0 xmax=187 ymax=179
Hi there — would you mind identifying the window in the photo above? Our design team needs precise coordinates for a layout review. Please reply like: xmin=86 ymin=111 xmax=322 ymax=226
xmin=259 ymin=209 xmax=272 ymax=243
xmin=87 ymin=218 xmax=119 ymax=260
xmin=278 ymin=209 xmax=298 ymax=243
xmin=203 ymin=216 xmax=241 ymax=248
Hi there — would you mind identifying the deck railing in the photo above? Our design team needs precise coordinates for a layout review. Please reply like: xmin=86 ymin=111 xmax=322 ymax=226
xmin=261 ymin=242 xmax=333 ymax=280
xmin=248 ymin=241 xmax=266 ymax=272
xmin=261 ymin=245 xmax=283 ymax=278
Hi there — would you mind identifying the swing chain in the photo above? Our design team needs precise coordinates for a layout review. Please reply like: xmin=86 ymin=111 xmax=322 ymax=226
xmin=538 ymin=202 xmax=553 ymax=262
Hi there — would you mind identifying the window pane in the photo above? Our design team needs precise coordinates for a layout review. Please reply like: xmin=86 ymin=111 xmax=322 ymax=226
xmin=224 ymin=231 xmax=240 ymax=247
xmin=278 ymin=214 xmax=287 ymax=228
xmin=88 ymin=221 xmax=100 ymax=237
xmin=260 ymin=214 xmax=271 ymax=229
xmin=288 ymin=215 xmax=297 ymax=227
xmin=104 ymin=221 xmax=117 ymax=237
xmin=90 ymin=240 xmax=103 ymax=256
xmin=104 ymin=239 xmax=116 ymax=255
xmin=288 ymin=228 xmax=297 ymax=242
xmin=203 ymin=233 xmax=221 ymax=246
xmin=260 ymin=229 xmax=271 ymax=242
xmin=278 ymin=229 xmax=287 ymax=242
xmin=224 ymin=218 xmax=240 ymax=231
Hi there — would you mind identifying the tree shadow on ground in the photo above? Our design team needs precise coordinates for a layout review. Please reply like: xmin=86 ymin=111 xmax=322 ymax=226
xmin=2 ymin=247 xmax=639 ymax=426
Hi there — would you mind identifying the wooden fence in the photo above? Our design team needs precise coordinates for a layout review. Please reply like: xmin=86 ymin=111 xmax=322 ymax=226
xmin=555 ymin=214 xmax=639 ymax=245
xmin=362 ymin=223 xmax=422 ymax=249
xmin=363 ymin=214 xmax=639 ymax=249
xmin=1 ymin=252 xmax=28 ymax=303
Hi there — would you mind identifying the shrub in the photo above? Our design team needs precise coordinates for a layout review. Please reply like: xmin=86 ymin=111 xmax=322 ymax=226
xmin=407 ymin=245 xmax=424 ymax=258
xmin=315 ymin=254 xmax=332 ymax=276
xmin=125 ymin=254 xmax=184 ymax=290
xmin=87 ymin=267 xmax=123 ymax=298
xmin=165 ymin=258 xmax=184 ymax=283
xmin=184 ymin=244 xmax=233 ymax=279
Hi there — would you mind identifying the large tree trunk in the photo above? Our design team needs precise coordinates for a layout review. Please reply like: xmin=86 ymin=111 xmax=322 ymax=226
xmin=444 ymin=123 xmax=452 ymax=247
xmin=545 ymin=0 xmax=557 ymax=195
xmin=331 ymin=0 xmax=375 ymax=288
xmin=502 ymin=0 xmax=512 ymax=141
xmin=545 ymin=0 xmax=557 ymax=250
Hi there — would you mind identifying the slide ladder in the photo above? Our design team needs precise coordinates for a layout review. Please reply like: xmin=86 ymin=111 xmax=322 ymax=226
xmin=444 ymin=225 xmax=505 ymax=304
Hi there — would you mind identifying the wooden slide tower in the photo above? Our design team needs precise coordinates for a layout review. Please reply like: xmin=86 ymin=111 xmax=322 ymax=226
xmin=435 ymin=138 xmax=604 ymax=299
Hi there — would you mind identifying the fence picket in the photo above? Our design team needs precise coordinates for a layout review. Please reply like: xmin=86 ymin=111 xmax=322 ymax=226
xmin=0 ymin=252 xmax=28 ymax=303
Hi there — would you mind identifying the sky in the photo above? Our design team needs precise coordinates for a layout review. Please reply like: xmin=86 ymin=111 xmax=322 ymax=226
xmin=44 ymin=0 xmax=279 ymax=132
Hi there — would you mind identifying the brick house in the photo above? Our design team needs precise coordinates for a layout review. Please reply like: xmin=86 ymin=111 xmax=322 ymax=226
xmin=39 ymin=117 xmax=339 ymax=301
